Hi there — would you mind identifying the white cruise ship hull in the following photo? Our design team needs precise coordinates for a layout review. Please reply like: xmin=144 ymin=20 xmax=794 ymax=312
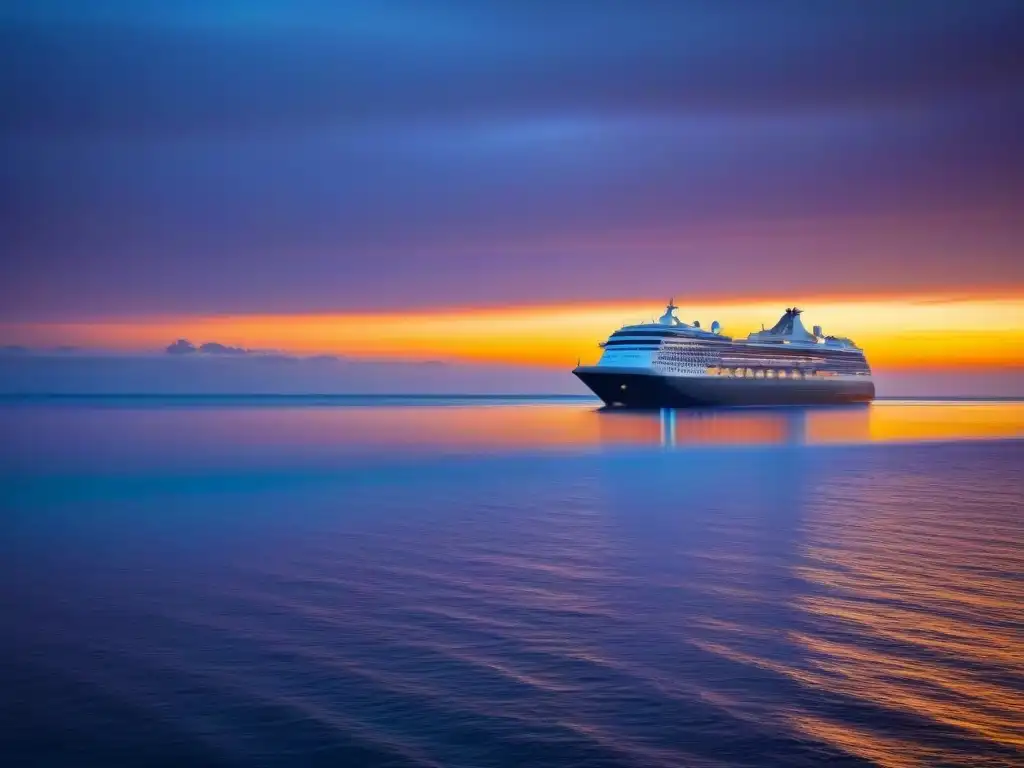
xmin=574 ymin=366 xmax=875 ymax=408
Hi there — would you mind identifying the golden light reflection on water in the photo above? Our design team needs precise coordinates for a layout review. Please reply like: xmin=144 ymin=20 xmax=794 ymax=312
xmin=442 ymin=400 xmax=1019 ymax=449
xmin=784 ymin=462 xmax=1024 ymax=766
xmin=317 ymin=397 xmax=1015 ymax=450
xmin=863 ymin=401 xmax=1024 ymax=443
xmin=138 ymin=400 xmax=1023 ymax=454
xmin=642 ymin=434 xmax=1024 ymax=766
xmin=786 ymin=715 xmax=941 ymax=768
xmin=675 ymin=442 xmax=1024 ymax=766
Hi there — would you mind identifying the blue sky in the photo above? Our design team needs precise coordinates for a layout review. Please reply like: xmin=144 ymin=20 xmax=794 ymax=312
xmin=2 ymin=1 xmax=1022 ymax=320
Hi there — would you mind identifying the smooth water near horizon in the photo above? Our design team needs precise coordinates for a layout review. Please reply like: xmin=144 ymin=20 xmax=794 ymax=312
xmin=2 ymin=399 xmax=1022 ymax=767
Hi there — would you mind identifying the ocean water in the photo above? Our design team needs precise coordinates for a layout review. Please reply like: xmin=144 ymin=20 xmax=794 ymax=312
xmin=1 ymin=397 xmax=1022 ymax=768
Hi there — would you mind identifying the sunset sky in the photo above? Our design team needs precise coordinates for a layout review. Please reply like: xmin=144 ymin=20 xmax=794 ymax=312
xmin=2 ymin=2 xmax=1023 ymax=388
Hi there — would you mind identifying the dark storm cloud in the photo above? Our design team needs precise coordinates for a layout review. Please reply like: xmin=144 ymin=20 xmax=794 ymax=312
xmin=2 ymin=1 xmax=1023 ymax=319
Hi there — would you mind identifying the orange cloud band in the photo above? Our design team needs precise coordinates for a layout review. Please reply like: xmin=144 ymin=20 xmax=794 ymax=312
xmin=4 ymin=295 xmax=1023 ymax=369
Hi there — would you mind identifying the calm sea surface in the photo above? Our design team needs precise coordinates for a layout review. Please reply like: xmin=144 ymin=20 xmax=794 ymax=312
xmin=1 ymin=398 xmax=1022 ymax=767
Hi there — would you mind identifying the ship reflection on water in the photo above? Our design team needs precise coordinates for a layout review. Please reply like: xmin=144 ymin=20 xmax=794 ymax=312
xmin=2 ymin=399 xmax=1021 ymax=476
xmin=621 ymin=404 xmax=821 ymax=448
xmin=600 ymin=401 xmax=1024 ymax=449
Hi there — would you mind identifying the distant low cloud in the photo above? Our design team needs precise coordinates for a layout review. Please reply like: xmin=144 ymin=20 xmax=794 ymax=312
xmin=198 ymin=341 xmax=247 ymax=355
xmin=166 ymin=339 xmax=197 ymax=354
xmin=166 ymin=339 xmax=251 ymax=355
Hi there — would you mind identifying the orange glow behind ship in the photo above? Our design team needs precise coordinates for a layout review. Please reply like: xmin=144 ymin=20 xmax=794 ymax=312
xmin=4 ymin=293 xmax=1023 ymax=370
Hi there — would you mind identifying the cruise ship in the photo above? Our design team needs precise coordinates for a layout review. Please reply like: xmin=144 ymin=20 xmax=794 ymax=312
xmin=573 ymin=301 xmax=874 ymax=407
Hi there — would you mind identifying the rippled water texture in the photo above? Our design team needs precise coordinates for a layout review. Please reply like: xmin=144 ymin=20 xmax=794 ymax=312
xmin=1 ymin=399 xmax=1022 ymax=767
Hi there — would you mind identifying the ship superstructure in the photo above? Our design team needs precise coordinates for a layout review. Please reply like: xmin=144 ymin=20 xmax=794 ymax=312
xmin=573 ymin=301 xmax=874 ymax=407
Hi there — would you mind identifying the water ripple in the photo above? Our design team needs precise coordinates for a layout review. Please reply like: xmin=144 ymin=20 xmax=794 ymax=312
xmin=2 ymin=405 xmax=1022 ymax=766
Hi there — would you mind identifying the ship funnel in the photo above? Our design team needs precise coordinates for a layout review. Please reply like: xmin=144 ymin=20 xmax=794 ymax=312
xmin=711 ymin=320 xmax=721 ymax=334
xmin=658 ymin=301 xmax=681 ymax=325
xmin=813 ymin=325 xmax=823 ymax=337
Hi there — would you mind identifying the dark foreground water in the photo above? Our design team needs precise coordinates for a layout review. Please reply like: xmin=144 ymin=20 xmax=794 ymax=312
xmin=1 ymin=398 xmax=1022 ymax=768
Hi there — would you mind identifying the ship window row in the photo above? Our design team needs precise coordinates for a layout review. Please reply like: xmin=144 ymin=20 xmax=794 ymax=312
xmin=656 ymin=352 xmax=716 ymax=364
xmin=602 ymin=339 xmax=664 ymax=347
xmin=721 ymin=350 xmax=866 ymax=363
xmin=645 ymin=340 xmax=867 ymax=362
xmin=710 ymin=367 xmax=804 ymax=379
xmin=658 ymin=352 xmax=714 ymax=361
xmin=705 ymin=367 xmax=869 ymax=378
xmin=653 ymin=346 xmax=869 ymax=376
xmin=609 ymin=331 xmax=689 ymax=339
xmin=719 ymin=356 xmax=869 ymax=374
xmin=720 ymin=354 xmax=828 ymax=367
xmin=653 ymin=344 xmax=719 ymax=375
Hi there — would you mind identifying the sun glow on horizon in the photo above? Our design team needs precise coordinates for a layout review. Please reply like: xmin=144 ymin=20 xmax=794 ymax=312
xmin=4 ymin=294 xmax=1023 ymax=370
